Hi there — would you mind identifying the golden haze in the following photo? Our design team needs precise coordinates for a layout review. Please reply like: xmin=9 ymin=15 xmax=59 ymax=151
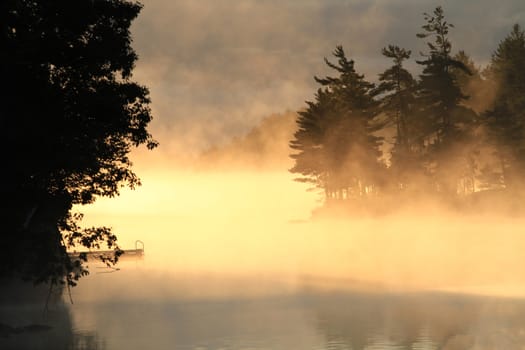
xmin=76 ymin=165 xmax=525 ymax=299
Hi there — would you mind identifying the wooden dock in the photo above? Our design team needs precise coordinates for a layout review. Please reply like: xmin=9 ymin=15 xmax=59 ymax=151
xmin=68 ymin=240 xmax=144 ymax=261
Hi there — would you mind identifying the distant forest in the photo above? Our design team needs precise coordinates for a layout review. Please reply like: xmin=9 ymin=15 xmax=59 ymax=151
xmin=289 ymin=7 xmax=525 ymax=214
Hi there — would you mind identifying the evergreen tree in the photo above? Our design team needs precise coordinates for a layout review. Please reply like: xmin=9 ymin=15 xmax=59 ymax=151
xmin=451 ymin=51 xmax=489 ymax=113
xmin=415 ymin=6 xmax=476 ymax=195
xmin=290 ymin=46 xmax=384 ymax=202
xmin=483 ymin=24 xmax=525 ymax=191
xmin=374 ymin=45 xmax=421 ymax=191
xmin=290 ymin=88 xmax=333 ymax=196
xmin=449 ymin=51 xmax=488 ymax=194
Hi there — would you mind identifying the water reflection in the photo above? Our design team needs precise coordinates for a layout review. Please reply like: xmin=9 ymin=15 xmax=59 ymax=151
xmin=3 ymin=268 xmax=525 ymax=349
xmin=312 ymin=291 xmax=525 ymax=349
xmin=49 ymin=259 xmax=525 ymax=350
xmin=0 ymin=280 xmax=104 ymax=350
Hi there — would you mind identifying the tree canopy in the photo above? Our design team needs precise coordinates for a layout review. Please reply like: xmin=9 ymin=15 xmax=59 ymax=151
xmin=290 ymin=6 xmax=525 ymax=214
xmin=0 ymin=0 xmax=156 ymax=286
xmin=290 ymin=46 xmax=384 ymax=201
xmin=483 ymin=24 xmax=525 ymax=192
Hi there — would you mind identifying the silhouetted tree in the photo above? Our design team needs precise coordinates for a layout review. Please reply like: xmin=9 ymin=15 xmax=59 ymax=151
xmin=451 ymin=51 xmax=492 ymax=114
xmin=447 ymin=51 xmax=488 ymax=195
xmin=415 ymin=6 xmax=477 ymax=195
xmin=289 ymin=7 xmax=525 ymax=214
xmin=483 ymin=24 xmax=525 ymax=192
xmin=374 ymin=45 xmax=422 ymax=192
xmin=0 ymin=0 xmax=157 ymax=286
xmin=290 ymin=89 xmax=334 ymax=196
xmin=290 ymin=46 xmax=384 ymax=202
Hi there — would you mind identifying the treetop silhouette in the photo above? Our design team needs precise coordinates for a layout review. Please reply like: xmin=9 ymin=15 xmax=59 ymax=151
xmin=290 ymin=6 xmax=525 ymax=214
xmin=1 ymin=0 xmax=156 ymax=286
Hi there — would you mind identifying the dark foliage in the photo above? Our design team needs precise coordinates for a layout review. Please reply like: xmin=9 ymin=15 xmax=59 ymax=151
xmin=290 ymin=46 xmax=384 ymax=200
xmin=290 ymin=6 xmax=525 ymax=214
xmin=483 ymin=24 xmax=525 ymax=192
xmin=0 ymin=0 xmax=156 ymax=286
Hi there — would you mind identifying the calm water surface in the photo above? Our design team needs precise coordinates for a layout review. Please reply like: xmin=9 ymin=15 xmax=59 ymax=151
xmin=2 ymin=258 xmax=525 ymax=350
xmin=4 ymin=185 xmax=525 ymax=350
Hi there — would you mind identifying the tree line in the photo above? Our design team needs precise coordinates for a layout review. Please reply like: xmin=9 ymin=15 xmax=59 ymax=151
xmin=290 ymin=6 xmax=525 ymax=212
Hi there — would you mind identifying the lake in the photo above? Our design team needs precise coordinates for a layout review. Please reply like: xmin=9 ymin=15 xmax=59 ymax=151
xmin=2 ymin=251 xmax=525 ymax=350
xmin=3 ymin=171 xmax=525 ymax=349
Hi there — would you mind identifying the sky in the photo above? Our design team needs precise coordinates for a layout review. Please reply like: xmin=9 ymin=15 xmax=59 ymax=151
xmin=128 ymin=0 xmax=525 ymax=160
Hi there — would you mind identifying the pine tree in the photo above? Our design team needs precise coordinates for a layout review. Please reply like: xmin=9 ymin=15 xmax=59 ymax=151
xmin=290 ymin=88 xmax=333 ymax=195
xmin=483 ymin=24 xmax=525 ymax=191
xmin=448 ymin=51 xmax=489 ymax=195
xmin=415 ymin=6 xmax=477 ymax=195
xmin=451 ymin=51 xmax=490 ymax=113
xmin=290 ymin=46 xmax=384 ymax=202
xmin=374 ymin=45 xmax=420 ymax=191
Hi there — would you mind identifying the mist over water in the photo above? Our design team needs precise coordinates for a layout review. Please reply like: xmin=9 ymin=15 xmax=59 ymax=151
xmin=79 ymin=167 xmax=525 ymax=298
xmin=56 ymin=166 xmax=525 ymax=349
xmin=4 ymin=164 xmax=525 ymax=350
xmin=7 ymin=103 xmax=525 ymax=348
